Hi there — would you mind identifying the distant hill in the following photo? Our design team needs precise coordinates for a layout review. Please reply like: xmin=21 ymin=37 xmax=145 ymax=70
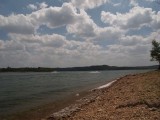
xmin=54 ymin=65 xmax=158 ymax=71
xmin=0 ymin=65 xmax=158 ymax=72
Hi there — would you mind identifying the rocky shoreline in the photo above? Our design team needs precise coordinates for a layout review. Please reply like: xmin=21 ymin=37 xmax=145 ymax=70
xmin=46 ymin=70 xmax=160 ymax=120
xmin=46 ymin=78 xmax=119 ymax=120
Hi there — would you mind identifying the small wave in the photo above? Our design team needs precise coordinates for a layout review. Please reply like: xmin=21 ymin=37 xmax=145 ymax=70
xmin=96 ymin=80 xmax=116 ymax=89
xmin=89 ymin=71 xmax=100 ymax=74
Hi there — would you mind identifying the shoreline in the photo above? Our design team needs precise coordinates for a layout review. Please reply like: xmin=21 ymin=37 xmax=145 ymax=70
xmin=95 ymin=80 xmax=117 ymax=89
xmin=44 ymin=78 xmax=117 ymax=120
xmin=46 ymin=70 xmax=160 ymax=120
xmin=46 ymin=73 xmax=137 ymax=120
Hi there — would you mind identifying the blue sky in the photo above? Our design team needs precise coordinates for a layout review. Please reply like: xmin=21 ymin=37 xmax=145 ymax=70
xmin=0 ymin=0 xmax=160 ymax=67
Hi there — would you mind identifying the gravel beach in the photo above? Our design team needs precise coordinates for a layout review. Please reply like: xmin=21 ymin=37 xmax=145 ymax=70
xmin=47 ymin=70 xmax=160 ymax=120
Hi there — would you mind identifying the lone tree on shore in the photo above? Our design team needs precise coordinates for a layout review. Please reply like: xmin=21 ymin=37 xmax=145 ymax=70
xmin=150 ymin=40 xmax=160 ymax=69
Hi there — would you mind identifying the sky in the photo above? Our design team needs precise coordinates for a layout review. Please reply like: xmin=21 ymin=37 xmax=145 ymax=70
xmin=0 ymin=0 xmax=160 ymax=68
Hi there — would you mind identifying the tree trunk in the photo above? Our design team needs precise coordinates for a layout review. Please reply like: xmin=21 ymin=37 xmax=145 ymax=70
xmin=159 ymin=61 xmax=160 ymax=70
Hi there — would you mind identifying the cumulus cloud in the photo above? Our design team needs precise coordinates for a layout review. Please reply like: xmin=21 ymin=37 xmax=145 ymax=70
xmin=29 ymin=3 xmax=78 ymax=28
xmin=130 ymin=0 xmax=139 ymax=6
xmin=0 ymin=0 xmax=159 ymax=67
xmin=39 ymin=2 xmax=48 ymax=9
xmin=0 ymin=33 xmax=105 ymax=67
xmin=0 ymin=14 xmax=35 ymax=34
xmin=8 ymin=33 xmax=67 ymax=48
xmin=1 ymin=29 xmax=159 ymax=67
xmin=0 ymin=40 xmax=4 ymax=49
xmin=101 ymin=6 xmax=155 ymax=30
xmin=65 ymin=8 xmax=123 ymax=41
xmin=151 ymin=11 xmax=160 ymax=30
xmin=71 ymin=0 xmax=109 ymax=9
xmin=119 ymin=29 xmax=160 ymax=49
xmin=27 ymin=2 xmax=48 ymax=11
xmin=119 ymin=35 xmax=145 ymax=46
xmin=1 ymin=2 xmax=120 ymax=38
xmin=66 ymin=9 xmax=97 ymax=38
xmin=94 ymin=27 xmax=123 ymax=42
xmin=27 ymin=4 xmax=38 ymax=11
xmin=0 ymin=2 xmax=78 ymax=35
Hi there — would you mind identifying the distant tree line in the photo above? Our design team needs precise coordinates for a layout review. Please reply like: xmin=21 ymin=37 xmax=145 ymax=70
xmin=0 ymin=67 xmax=55 ymax=72
xmin=0 ymin=65 xmax=158 ymax=72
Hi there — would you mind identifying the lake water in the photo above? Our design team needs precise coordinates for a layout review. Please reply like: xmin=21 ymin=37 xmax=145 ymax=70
xmin=0 ymin=70 xmax=151 ymax=116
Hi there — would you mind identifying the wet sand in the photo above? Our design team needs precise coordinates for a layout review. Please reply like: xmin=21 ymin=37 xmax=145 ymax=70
xmin=47 ymin=70 xmax=160 ymax=120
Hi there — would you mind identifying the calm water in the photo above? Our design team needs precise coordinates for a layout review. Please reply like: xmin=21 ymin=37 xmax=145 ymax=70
xmin=0 ymin=70 xmax=151 ymax=116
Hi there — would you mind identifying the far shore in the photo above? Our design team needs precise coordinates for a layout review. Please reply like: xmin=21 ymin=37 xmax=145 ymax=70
xmin=0 ymin=65 xmax=158 ymax=72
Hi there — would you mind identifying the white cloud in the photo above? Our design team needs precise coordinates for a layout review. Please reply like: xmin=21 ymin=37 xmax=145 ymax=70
xmin=2 ymin=3 xmax=157 ymax=67
xmin=0 ymin=3 xmax=78 ymax=35
xmin=101 ymin=6 xmax=154 ymax=30
xmin=0 ymin=0 xmax=159 ymax=67
xmin=1 ymin=29 xmax=159 ymax=67
xmin=71 ymin=0 xmax=109 ymax=9
xmin=0 ymin=40 xmax=4 ymax=49
xmin=27 ymin=2 xmax=48 ymax=11
xmin=94 ymin=27 xmax=123 ymax=42
xmin=105 ymin=30 xmax=160 ymax=66
xmin=29 ymin=3 xmax=78 ymax=28
xmin=130 ymin=0 xmax=139 ymax=7
xmin=120 ymin=35 xmax=145 ymax=46
xmin=120 ymin=29 xmax=160 ymax=47
xmin=1 ymin=2 xmax=121 ymax=39
xmin=39 ymin=2 xmax=48 ymax=9
xmin=105 ymin=44 xmax=149 ymax=66
xmin=27 ymin=4 xmax=38 ymax=10
xmin=151 ymin=11 xmax=160 ymax=30
xmin=0 ymin=14 xmax=35 ymax=34
xmin=0 ymin=33 xmax=106 ymax=67
xmin=65 ymin=8 xmax=124 ymax=41
xmin=8 ymin=33 xmax=67 ymax=48
xmin=66 ymin=9 xmax=97 ymax=38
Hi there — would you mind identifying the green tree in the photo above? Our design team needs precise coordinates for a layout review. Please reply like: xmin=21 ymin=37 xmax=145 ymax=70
xmin=150 ymin=40 xmax=160 ymax=69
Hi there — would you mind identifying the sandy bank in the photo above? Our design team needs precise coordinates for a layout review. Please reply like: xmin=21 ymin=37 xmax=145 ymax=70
xmin=46 ymin=70 xmax=160 ymax=120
